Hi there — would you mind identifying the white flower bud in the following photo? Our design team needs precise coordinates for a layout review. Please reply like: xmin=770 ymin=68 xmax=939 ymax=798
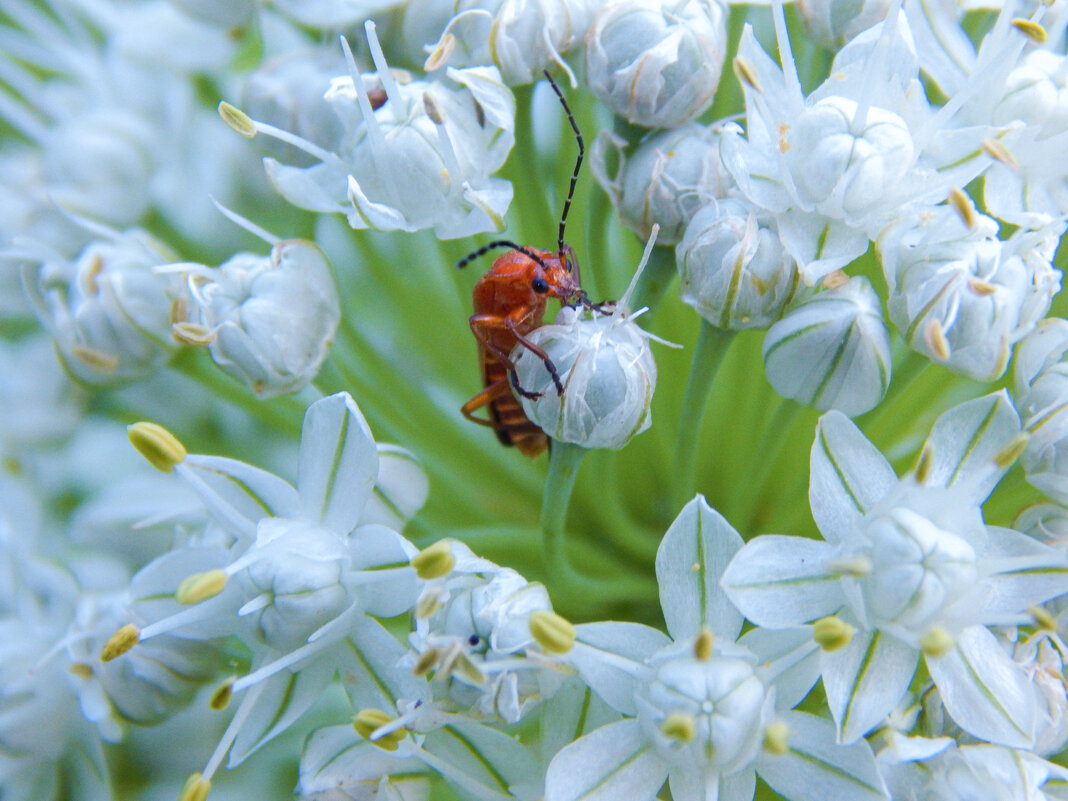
xmin=590 ymin=122 xmax=733 ymax=245
xmin=20 ymin=228 xmax=178 ymax=385
xmin=796 ymin=0 xmax=891 ymax=51
xmin=180 ymin=240 xmax=340 ymax=398
xmin=513 ymin=306 xmax=657 ymax=450
xmin=247 ymin=23 xmax=516 ymax=239
xmin=675 ymin=198 xmax=800 ymax=330
xmin=763 ymin=276 xmax=891 ymax=416
xmin=585 ymin=0 xmax=727 ymax=128
xmin=490 ymin=0 xmax=596 ymax=85
xmin=1013 ymin=320 xmax=1068 ymax=504
xmin=1015 ymin=502 xmax=1068 ymax=548
xmin=880 ymin=206 xmax=1063 ymax=381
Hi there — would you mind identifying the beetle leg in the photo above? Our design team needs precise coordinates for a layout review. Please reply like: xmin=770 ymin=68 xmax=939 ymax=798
xmin=468 ymin=314 xmax=545 ymax=398
xmin=461 ymin=379 xmax=513 ymax=427
xmin=506 ymin=319 xmax=565 ymax=396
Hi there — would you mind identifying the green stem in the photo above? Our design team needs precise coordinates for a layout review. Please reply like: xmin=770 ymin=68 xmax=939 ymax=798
xmin=739 ymin=398 xmax=801 ymax=531
xmin=672 ymin=322 xmax=736 ymax=513
xmin=540 ymin=441 xmax=656 ymax=610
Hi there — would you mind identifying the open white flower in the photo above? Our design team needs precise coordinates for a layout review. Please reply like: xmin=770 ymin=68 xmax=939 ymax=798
xmin=722 ymin=391 xmax=1068 ymax=746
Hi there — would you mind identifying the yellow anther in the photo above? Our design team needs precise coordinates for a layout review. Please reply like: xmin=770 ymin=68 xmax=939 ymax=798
xmin=209 ymin=677 xmax=235 ymax=711
xmin=69 ymin=662 xmax=93 ymax=679
xmin=529 ymin=610 xmax=576 ymax=655
xmin=100 ymin=623 xmax=140 ymax=662
xmin=1031 ymin=606 xmax=1057 ymax=632
xmin=176 ymin=569 xmax=228 ymax=604
xmin=171 ymin=321 xmax=216 ymax=347
xmin=981 ymin=138 xmax=1018 ymax=169
xmin=218 ymin=102 xmax=256 ymax=138
xmin=71 ymin=345 xmax=119 ymax=372
xmin=694 ymin=628 xmax=714 ymax=661
xmin=410 ymin=540 xmax=455 ymax=580
xmin=920 ymin=626 xmax=955 ymax=657
xmin=813 ymin=616 xmax=856 ymax=652
xmin=660 ymin=712 xmax=696 ymax=743
xmin=413 ymin=649 xmax=439 ymax=676
xmin=821 ymin=270 xmax=849 ymax=290
xmin=127 ymin=422 xmax=187 ymax=472
xmin=967 ymin=277 xmax=997 ymax=296
xmin=924 ymin=319 xmax=951 ymax=361
xmin=914 ymin=446 xmax=934 ymax=485
xmin=764 ymin=721 xmax=790 ymax=755
xmin=353 ymin=709 xmax=407 ymax=751
xmin=948 ymin=188 xmax=977 ymax=229
xmin=1012 ymin=18 xmax=1047 ymax=43
xmin=826 ymin=555 xmax=872 ymax=577
xmin=178 ymin=772 xmax=211 ymax=801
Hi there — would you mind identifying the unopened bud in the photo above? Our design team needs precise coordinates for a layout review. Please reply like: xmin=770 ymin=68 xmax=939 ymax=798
xmin=128 ymin=422 xmax=187 ymax=472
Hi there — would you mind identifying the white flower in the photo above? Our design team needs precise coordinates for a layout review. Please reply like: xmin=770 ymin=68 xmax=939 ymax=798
xmin=227 ymin=22 xmax=516 ymax=239
xmin=13 ymin=225 xmax=180 ymax=385
xmin=407 ymin=540 xmax=562 ymax=724
xmin=878 ymin=204 xmax=1062 ymax=381
xmin=763 ymin=275 xmax=891 ymax=416
xmin=590 ymin=122 xmax=734 ymax=246
xmin=722 ymin=392 xmax=1068 ymax=746
xmin=116 ymin=393 xmax=427 ymax=780
xmin=721 ymin=10 xmax=998 ymax=283
xmin=173 ymin=239 xmax=340 ymax=399
xmin=546 ymin=497 xmax=886 ymax=801
xmin=675 ymin=197 xmax=800 ymax=330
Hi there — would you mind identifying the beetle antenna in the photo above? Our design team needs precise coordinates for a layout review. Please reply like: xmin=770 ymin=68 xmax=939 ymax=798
xmin=542 ymin=70 xmax=583 ymax=261
xmin=457 ymin=240 xmax=550 ymax=271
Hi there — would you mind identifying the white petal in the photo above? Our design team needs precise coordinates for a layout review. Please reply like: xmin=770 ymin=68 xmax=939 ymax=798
xmin=741 ymin=626 xmax=821 ymax=711
xmin=179 ymin=455 xmax=300 ymax=536
xmin=229 ymin=656 xmax=337 ymax=765
xmin=350 ymin=524 xmax=419 ymax=618
xmin=421 ymin=721 xmax=540 ymax=801
xmin=545 ymin=720 xmax=667 ymax=801
xmin=298 ymin=392 xmax=379 ymax=532
xmin=809 ymin=412 xmax=897 ymax=544
xmin=755 ymin=710 xmax=888 ymax=801
xmin=338 ymin=615 xmax=428 ymax=711
xmin=299 ymin=727 xmax=426 ymax=797
xmin=925 ymin=625 xmax=1038 ymax=748
xmin=668 ymin=767 xmax=756 ymax=801
xmin=720 ymin=535 xmax=843 ymax=628
xmin=917 ymin=390 xmax=1021 ymax=504
xmin=571 ymin=622 xmax=668 ymax=716
xmin=263 ymin=158 xmax=347 ymax=214
xmin=822 ymin=629 xmax=919 ymax=744
xmin=978 ymin=526 xmax=1068 ymax=620
xmin=362 ymin=444 xmax=429 ymax=531
xmin=656 ymin=495 xmax=745 ymax=641
xmin=539 ymin=677 xmax=622 ymax=765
